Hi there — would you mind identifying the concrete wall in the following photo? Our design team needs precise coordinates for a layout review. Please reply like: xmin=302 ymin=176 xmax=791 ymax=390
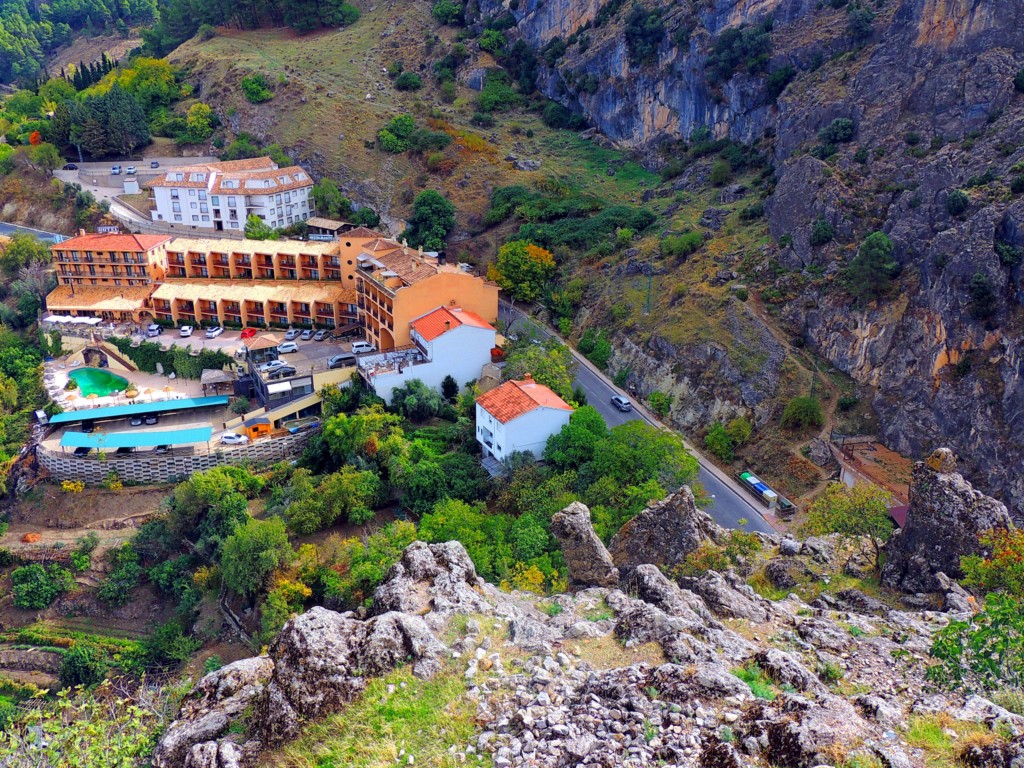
xmin=476 ymin=405 xmax=571 ymax=461
xmin=37 ymin=430 xmax=314 ymax=485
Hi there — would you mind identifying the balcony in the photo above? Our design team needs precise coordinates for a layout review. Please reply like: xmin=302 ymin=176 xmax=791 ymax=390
xmin=214 ymin=256 xmax=229 ymax=266
xmin=236 ymin=269 xmax=253 ymax=279
xmin=279 ymin=258 xmax=296 ymax=269
xmin=169 ymin=255 xmax=185 ymax=266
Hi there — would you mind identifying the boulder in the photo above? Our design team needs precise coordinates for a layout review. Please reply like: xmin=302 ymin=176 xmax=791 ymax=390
xmin=752 ymin=648 xmax=828 ymax=695
xmin=622 ymin=564 xmax=716 ymax=624
xmin=881 ymin=449 xmax=1012 ymax=594
xmin=677 ymin=570 xmax=771 ymax=623
xmin=550 ymin=501 xmax=620 ymax=589
xmin=609 ymin=487 xmax=723 ymax=573
xmin=759 ymin=694 xmax=872 ymax=768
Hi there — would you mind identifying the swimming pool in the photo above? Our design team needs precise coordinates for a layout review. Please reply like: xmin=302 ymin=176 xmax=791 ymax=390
xmin=67 ymin=367 xmax=130 ymax=397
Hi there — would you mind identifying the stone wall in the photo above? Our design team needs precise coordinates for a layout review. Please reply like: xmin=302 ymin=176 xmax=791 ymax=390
xmin=37 ymin=431 xmax=314 ymax=485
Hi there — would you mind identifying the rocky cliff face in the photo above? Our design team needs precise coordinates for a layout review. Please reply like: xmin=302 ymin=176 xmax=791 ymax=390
xmin=479 ymin=0 xmax=1024 ymax=511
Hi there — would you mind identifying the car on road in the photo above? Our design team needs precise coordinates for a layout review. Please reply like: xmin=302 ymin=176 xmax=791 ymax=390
xmin=205 ymin=326 xmax=224 ymax=339
xmin=268 ymin=365 xmax=296 ymax=379
xmin=146 ymin=323 xmax=162 ymax=337
xmin=313 ymin=329 xmax=329 ymax=341
xmin=351 ymin=341 xmax=376 ymax=354
xmin=63 ymin=163 xmax=78 ymax=171
xmin=328 ymin=353 xmax=356 ymax=369
xmin=240 ymin=328 xmax=257 ymax=339
xmin=220 ymin=432 xmax=250 ymax=445
xmin=150 ymin=161 xmax=160 ymax=169
xmin=300 ymin=329 xmax=314 ymax=340
xmin=129 ymin=416 xmax=144 ymax=427
xmin=111 ymin=165 xmax=122 ymax=175
xmin=277 ymin=341 xmax=298 ymax=354
xmin=179 ymin=325 xmax=194 ymax=337
xmin=154 ymin=445 xmax=170 ymax=455
xmin=258 ymin=359 xmax=287 ymax=373
xmin=126 ymin=166 xmax=137 ymax=175
xmin=284 ymin=328 xmax=300 ymax=341
xmin=144 ymin=414 xmax=159 ymax=425
xmin=610 ymin=395 xmax=633 ymax=412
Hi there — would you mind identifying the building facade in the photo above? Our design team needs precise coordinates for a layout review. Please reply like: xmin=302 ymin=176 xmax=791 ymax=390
xmin=146 ymin=158 xmax=314 ymax=233
xmin=475 ymin=375 xmax=573 ymax=462
xmin=359 ymin=306 xmax=496 ymax=404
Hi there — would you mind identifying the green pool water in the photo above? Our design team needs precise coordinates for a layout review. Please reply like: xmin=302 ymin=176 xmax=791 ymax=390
xmin=68 ymin=367 xmax=130 ymax=397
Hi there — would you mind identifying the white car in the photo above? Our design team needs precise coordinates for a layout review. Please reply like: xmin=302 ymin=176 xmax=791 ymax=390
xmin=258 ymin=359 xmax=287 ymax=373
xmin=220 ymin=432 xmax=250 ymax=445
xmin=277 ymin=341 xmax=299 ymax=354
xmin=205 ymin=326 xmax=224 ymax=339
xmin=284 ymin=328 xmax=301 ymax=341
xmin=351 ymin=341 xmax=376 ymax=354
xmin=179 ymin=325 xmax=194 ymax=337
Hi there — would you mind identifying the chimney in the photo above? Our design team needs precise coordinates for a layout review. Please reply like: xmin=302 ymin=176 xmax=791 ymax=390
xmin=523 ymin=373 xmax=533 ymax=383
xmin=78 ymin=229 xmax=85 ymax=236
xmin=444 ymin=320 xmax=451 ymax=330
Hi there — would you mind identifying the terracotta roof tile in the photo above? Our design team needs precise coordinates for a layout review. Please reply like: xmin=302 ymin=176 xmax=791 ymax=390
xmin=411 ymin=306 xmax=494 ymax=341
xmin=46 ymin=284 xmax=154 ymax=312
xmin=345 ymin=227 xmax=387 ymax=239
xmin=52 ymin=233 xmax=171 ymax=253
xmin=476 ymin=375 xmax=573 ymax=424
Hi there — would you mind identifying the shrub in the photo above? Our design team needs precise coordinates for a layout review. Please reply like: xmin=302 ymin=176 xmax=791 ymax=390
xmin=946 ymin=189 xmax=969 ymax=216
xmin=819 ymin=118 xmax=855 ymax=144
xmin=542 ymin=101 xmax=587 ymax=130
xmin=1011 ymin=175 xmax=1024 ymax=194
xmin=624 ymin=4 xmax=665 ymax=66
xmin=145 ymin=620 xmax=201 ymax=668
xmin=969 ymin=272 xmax=997 ymax=319
xmin=766 ymin=65 xmax=796 ymax=101
xmin=432 ymin=0 xmax=463 ymax=24
xmin=59 ymin=644 xmax=108 ymax=689
xmin=477 ymin=70 xmax=520 ymax=113
xmin=995 ymin=240 xmax=1023 ymax=267
xmin=479 ymin=29 xmax=506 ymax=53
xmin=394 ymin=72 xmax=422 ymax=91
xmin=706 ymin=22 xmax=772 ymax=83
xmin=725 ymin=416 xmax=752 ymax=445
xmin=709 ymin=159 xmax=731 ymax=186
xmin=240 ymin=74 xmax=273 ymax=104
xmin=838 ymin=394 xmax=859 ymax=411
xmin=648 ymin=391 xmax=672 ymax=418
xmin=928 ymin=592 xmax=1023 ymax=691
xmin=843 ymin=231 xmax=896 ymax=304
xmin=12 ymin=564 xmax=74 ymax=609
xmin=704 ymin=422 xmax=734 ymax=461
xmin=197 ymin=23 xmax=216 ymax=41
xmin=661 ymin=231 xmax=703 ymax=259
xmin=577 ymin=328 xmax=612 ymax=370
xmin=97 ymin=544 xmax=143 ymax=606
xmin=847 ymin=6 xmax=875 ymax=40
xmin=810 ymin=218 xmax=835 ymax=246
xmin=61 ymin=479 xmax=84 ymax=493
xmin=231 ymin=396 xmax=251 ymax=415
xmin=781 ymin=395 xmax=823 ymax=429
xmin=676 ymin=542 xmax=731 ymax=576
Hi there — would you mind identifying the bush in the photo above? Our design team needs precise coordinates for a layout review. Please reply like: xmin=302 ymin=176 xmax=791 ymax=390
xmin=432 ymin=0 xmax=463 ymax=24
xmin=577 ymin=328 xmax=612 ymax=370
xmin=725 ymin=416 xmax=752 ymax=444
xmin=97 ymin=544 xmax=143 ymax=606
xmin=946 ymin=189 xmax=969 ymax=216
xmin=12 ymin=564 xmax=74 ymax=609
xmin=819 ymin=118 xmax=855 ymax=144
xmin=847 ymin=6 xmax=875 ymax=40
xmin=704 ymin=422 xmax=734 ymax=461
xmin=145 ymin=620 xmax=201 ymax=668
xmin=928 ymin=592 xmax=1023 ymax=692
xmin=706 ymin=22 xmax=772 ymax=83
xmin=480 ymin=29 xmax=506 ymax=52
xmin=394 ymin=72 xmax=422 ymax=91
xmin=648 ymin=391 xmax=672 ymax=418
xmin=240 ymin=74 xmax=273 ymax=104
xmin=996 ymin=240 xmax=1023 ymax=267
xmin=1010 ymin=175 xmax=1024 ymax=194
xmin=969 ymin=272 xmax=997 ymax=320
xmin=624 ymin=4 xmax=665 ymax=66
xmin=843 ymin=231 xmax=896 ymax=304
xmin=709 ymin=159 xmax=731 ymax=186
xmin=810 ymin=218 xmax=835 ymax=246
xmin=661 ymin=231 xmax=703 ymax=259
xmin=961 ymin=528 xmax=1024 ymax=595
xmin=781 ymin=395 xmax=823 ymax=429
xmin=541 ymin=101 xmax=587 ymax=130
xmin=766 ymin=65 xmax=796 ymax=100
xmin=59 ymin=644 xmax=108 ymax=689
xmin=197 ymin=23 xmax=216 ymax=41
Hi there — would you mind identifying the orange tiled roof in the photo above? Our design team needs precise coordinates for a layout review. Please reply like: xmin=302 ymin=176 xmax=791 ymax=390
xmin=346 ymin=227 xmax=387 ymax=239
xmin=373 ymin=247 xmax=441 ymax=285
xmin=475 ymin=375 xmax=573 ymax=424
xmin=52 ymin=233 xmax=171 ymax=253
xmin=411 ymin=306 xmax=494 ymax=341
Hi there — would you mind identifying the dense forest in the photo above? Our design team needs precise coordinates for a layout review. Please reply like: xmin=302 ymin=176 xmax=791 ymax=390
xmin=0 ymin=0 xmax=156 ymax=84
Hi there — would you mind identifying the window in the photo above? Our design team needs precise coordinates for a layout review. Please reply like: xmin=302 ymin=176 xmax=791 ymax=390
xmin=171 ymin=189 xmax=179 ymax=199
xmin=275 ymin=194 xmax=282 ymax=204
xmin=200 ymin=204 xmax=208 ymax=213
xmin=189 ymin=189 xmax=196 ymax=196
xmin=191 ymin=202 xmax=197 ymax=209
xmin=202 ymin=215 xmax=210 ymax=222
xmin=211 ymin=196 xmax=219 ymax=206
xmin=192 ymin=215 xmax=199 ymax=222
xmin=172 ymin=202 xmax=181 ymax=213
xmin=284 ymin=192 xmax=291 ymax=203
xmin=174 ymin=214 xmax=182 ymax=221
xmin=227 ymin=197 xmax=236 ymax=207
xmin=174 ymin=173 xmax=184 ymax=181
xmin=199 ymin=191 xmax=207 ymax=201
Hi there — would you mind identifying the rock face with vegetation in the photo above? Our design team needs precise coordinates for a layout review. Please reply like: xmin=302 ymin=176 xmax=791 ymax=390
xmin=882 ymin=448 xmax=1014 ymax=594
xmin=155 ymin=508 xmax=1023 ymax=768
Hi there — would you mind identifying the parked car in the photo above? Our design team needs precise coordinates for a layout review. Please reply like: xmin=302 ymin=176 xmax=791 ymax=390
xmin=240 ymin=328 xmax=258 ymax=339
xmin=179 ymin=325 xmax=194 ymax=337
xmin=258 ymin=359 xmax=287 ymax=373
xmin=277 ymin=341 xmax=298 ymax=354
xmin=269 ymin=365 xmax=296 ymax=379
xmin=328 ymin=353 xmax=356 ymax=369
xmin=146 ymin=323 xmax=162 ymax=337
xmin=284 ymin=328 xmax=300 ymax=341
xmin=111 ymin=165 xmax=122 ymax=175
xmin=300 ymin=329 xmax=314 ymax=341
xmin=610 ymin=395 xmax=633 ymax=412
xmin=115 ymin=447 xmax=134 ymax=455
xmin=144 ymin=414 xmax=159 ymax=425
xmin=351 ymin=341 xmax=376 ymax=354
xmin=74 ymin=446 xmax=92 ymax=457
xmin=81 ymin=420 xmax=95 ymax=433
xmin=220 ymin=432 xmax=250 ymax=445
xmin=154 ymin=445 xmax=170 ymax=455
xmin=150 ymin=160 xmax=160 ymax=169
xmin=129 ymin=416 xmax=144 ymax=427
xmin=205 ymin=326 xmax=224 ymax=339
xmin=313 ymin=329 xmax=329 ymax=341
xmin=63 ymin=163 xmax=78 ymax=171
xmin=126 ymin=166 xmax=137 ymax=175
xmin=288 ymin=420 xmax=320 ymax=434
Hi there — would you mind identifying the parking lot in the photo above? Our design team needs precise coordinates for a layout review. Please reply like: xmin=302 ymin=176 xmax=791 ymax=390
xmin=146 ymin=327 xmax=365 ymax=369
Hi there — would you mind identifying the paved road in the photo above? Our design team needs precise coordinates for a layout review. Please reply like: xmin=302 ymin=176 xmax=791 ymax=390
xmin=499 ymin=304 xmax=777 ymax=534
xmin=0 ymin=222 xmax=64 ymax=243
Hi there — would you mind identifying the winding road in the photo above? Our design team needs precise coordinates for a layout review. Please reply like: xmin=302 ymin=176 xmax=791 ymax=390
xmin=498 ymin=303 xmax=779 ymax=535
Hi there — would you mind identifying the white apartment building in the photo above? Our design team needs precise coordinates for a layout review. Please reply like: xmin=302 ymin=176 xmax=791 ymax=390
xmin=146 ymin=158 xmax=315 ymax=233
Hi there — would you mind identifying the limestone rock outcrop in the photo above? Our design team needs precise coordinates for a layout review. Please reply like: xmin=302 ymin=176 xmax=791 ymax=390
xmin=550 ymin=501 xmax=619 ymax=589
xmin=882 ymin=449 xmax=1013 ymax=593
xmin=609 ymin=486 xmax=723 ymax=573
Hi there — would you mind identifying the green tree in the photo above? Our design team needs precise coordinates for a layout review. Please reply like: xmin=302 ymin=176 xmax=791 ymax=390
xmin=804 ymin=481 xmax=893 ymax=568
xmin=961 ymin=528 xmax=1024 ymax=596
xmin=928 ymin=592 xmax=1024 ymax=692
xmin=725 ymin=416 xmax=753 ymax=445
xmin=969 ymin=272 xmax=997 ymax=320
xmin=947 ymin=188 xmax=969 ymax=216
xmin=183 ymin=101 xmax=215 ymax=141
xmin=102 ymin=82 xmax=150 ymax=156
xmin=59 ymin=643 xmax=108 ymax=689
xmin=704 ymin=422 xmax=734 ymax=461
xmin=503 ymin=341 xmax=577 ymax=403
xmin=479 ymin=29 xmax=506 ymax=52
xmin=240 ymin=73 xmax=273 ymax=103
xmin=591 ymin=420 xmax=698 ymax=491
xmin=29 ymin=142 xmax=62 ymax=172
xmin=311 ymin=178 xmax=353 ymax=220
xmin=401 ymin=190 xmax=456 ymax=251
xmin=544 ymin=405 xmax=608 ymax=470
xmin=0 ymin=233 xmax=50 ymax=276
xmin=432 ymin=0 xmax=463 ymax=24
xmin=810 ymin=218 xmax=835 ymax=246
xmin=780 ymin=395 xmax=823 ymax=430
xmin=12 ymin=563 xmax=74 ymax=609
xmin=221 ymin=517 xmax=293 ymax=597
xmin=394 ymin=72 xmax=422 ymax=91
xmin=245 ymin=213 xmax=280 ymax=240
xmin=843 ymin=231 xmax=896 ymax=304
xmin=97 ymin=543 xmax=143 ymax=605
xmin=441 ymin=374 xmax=459 ymax=403
xmin=488 ymin=240 xmax=556 ymax=303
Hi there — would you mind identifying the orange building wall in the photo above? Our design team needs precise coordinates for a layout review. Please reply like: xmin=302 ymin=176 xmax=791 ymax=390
xmin=389 ymin=272 xmax=499 ymax=347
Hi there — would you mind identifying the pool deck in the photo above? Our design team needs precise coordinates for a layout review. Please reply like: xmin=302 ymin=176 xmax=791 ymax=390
xmin=45 ymin=358 xmax=209 ymax=412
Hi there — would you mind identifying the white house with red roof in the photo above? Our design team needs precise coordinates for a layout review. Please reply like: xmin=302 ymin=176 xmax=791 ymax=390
xmin=358 ymin=305 xmax=496 ymax=404
xmin=474 ymin=374 xmax=574 ymax=462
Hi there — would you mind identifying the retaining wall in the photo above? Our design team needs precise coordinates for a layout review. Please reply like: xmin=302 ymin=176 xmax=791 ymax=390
xmin=37 ymin=430 xmax=314 ymax=485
